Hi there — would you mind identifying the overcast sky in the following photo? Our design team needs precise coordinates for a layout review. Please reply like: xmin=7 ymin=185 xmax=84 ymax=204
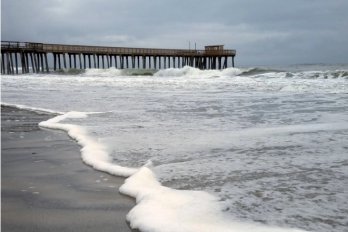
xmin=2 ymin=0 xmax=348 ymax=66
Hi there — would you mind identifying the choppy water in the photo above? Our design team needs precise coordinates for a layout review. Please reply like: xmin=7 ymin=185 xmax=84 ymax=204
xmin=2 ymin=65 xmax=348 ymax=232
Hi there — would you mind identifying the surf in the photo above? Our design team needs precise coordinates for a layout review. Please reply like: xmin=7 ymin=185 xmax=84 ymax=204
xmin=34 ymin=107 xmax=308 ymax=232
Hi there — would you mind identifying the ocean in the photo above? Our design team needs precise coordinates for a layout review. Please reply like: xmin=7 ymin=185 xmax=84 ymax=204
xmin=2 ymin=64 xmax=348 ymax=232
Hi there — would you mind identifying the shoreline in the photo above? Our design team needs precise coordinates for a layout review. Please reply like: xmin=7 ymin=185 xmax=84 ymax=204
xmin=1 ymin=105 xmax=137 ymax=232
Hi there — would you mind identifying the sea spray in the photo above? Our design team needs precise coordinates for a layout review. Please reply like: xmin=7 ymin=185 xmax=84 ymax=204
xmin=154 ymin=66 xmax=243 ymax=78
xmin=84 ymin=67 xmax=157 ymax=77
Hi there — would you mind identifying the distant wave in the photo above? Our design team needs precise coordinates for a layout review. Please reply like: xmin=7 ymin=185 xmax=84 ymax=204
xmin=288 ymin=70 xmax=348 ymax=79
xmin=154 ymin=66 xmax=242 ymax=78
xmin=45 ymin=66 xmax=348 ymax=80
xmin=53 ymin=68 xmax=86 ymax=75
xmin=238 ymin=67 xmax=284 ymax=76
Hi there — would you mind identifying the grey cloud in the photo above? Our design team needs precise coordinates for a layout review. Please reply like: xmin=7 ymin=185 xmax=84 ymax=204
xmin=2 ymin=0 xmax=348 ymax=65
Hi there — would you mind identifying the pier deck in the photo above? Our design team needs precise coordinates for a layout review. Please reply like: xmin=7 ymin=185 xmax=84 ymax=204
xmin=1 ymin=41 xmax=236 ymax=74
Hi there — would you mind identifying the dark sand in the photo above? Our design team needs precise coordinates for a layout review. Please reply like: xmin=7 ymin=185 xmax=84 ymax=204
xmin=1 ymin=105 xmax=136 ymax=232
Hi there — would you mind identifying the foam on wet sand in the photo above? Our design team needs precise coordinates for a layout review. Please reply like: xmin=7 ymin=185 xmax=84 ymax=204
xmin=1 ymin=105 xmax=136 ymax=232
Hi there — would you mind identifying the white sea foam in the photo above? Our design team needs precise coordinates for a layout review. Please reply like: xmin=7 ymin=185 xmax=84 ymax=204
xmin=120 ymin=167 xmax=307 ymax=232
xmin=38 ymin=112 xmax=138 ymax=177
xmin=154 ymin=66 xmax=242 ymax=78
xmin=84 ymin=67 xmax=124 ymax=77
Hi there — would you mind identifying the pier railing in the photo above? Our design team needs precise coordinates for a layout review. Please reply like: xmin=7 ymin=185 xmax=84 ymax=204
xmin=1 ymin=41 xmax=44 ymax=50
xmin=2 ymin=41 xmax=236 ymax=56
xmin=44 ymin=44 xmax=236 ymax=56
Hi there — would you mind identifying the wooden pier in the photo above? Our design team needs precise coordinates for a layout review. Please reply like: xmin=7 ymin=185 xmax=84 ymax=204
xmin=1 ymin=41 xmax=236 ymax=74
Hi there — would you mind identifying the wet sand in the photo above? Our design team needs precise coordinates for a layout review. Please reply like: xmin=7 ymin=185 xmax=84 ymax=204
xmin=1 ymin=105 xmax=136 ymax=232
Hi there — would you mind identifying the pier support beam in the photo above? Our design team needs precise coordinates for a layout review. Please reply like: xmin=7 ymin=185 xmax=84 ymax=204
xmin=79 ymin=54 xmax=82 ymax=69
xmin=63 ymin=53 xmax=66 ymax=69
xmin=58 ymin=54 xmax=62 ymax=70
xmin=73 ymin=54 xmax=77 ymax=69
xmin=69 ymin=54 xmax=72 ymax=68
xmin=44 ymin=53 xmax=49 ymax=72
xmin=1 ymin=53 xmax=4 ymax=74
xmin=30 ymin=53 xmax=36 ymax=73
xmin=88 ymin=55 xmax=91 ymax=68
xmin=14 ymin=53 xmax=18 ymax=74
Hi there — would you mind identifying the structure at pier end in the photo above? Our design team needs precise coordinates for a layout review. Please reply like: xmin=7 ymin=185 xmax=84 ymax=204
xmin=1 ymin=41 xmax=236 ymax=74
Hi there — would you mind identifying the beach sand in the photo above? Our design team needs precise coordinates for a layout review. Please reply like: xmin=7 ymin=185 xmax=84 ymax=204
xmin=1 ymin=105 xmax=137 ymax=232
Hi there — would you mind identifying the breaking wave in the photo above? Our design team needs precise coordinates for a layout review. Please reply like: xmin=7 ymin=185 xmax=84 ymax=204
xmin=48 ymin=65 xmax=348 ymax=80
xmin=284 ymin=70 xmax=348 ymax=79
xmin=238 ymin=67 xmax=284 ymax=76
